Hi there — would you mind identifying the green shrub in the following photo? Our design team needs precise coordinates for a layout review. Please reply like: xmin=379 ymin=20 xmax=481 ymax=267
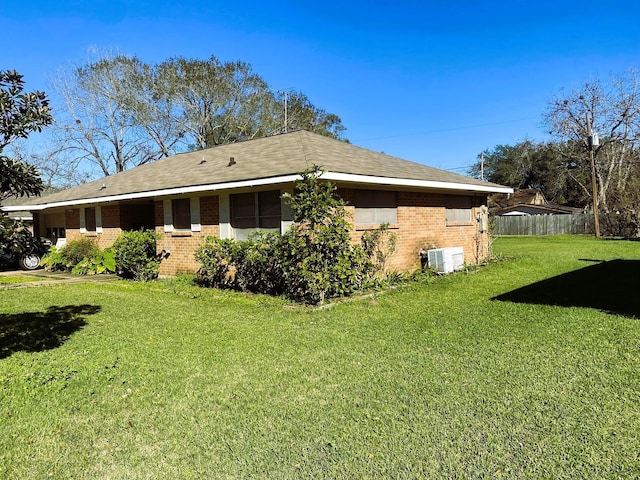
xmin=40 ymin=246 xmax=66 ymax=271
xmin=194 ymin=237 xmax=242 ymax=289
xmin=277 ymin=221 xmax=371 ymax=304
xmin=235 ymin=232 xmax=285 ymax=295
xmin=41 ymin=238 xmax=104 ymax=272
xmin=194 ymin=166 xmax=397 ymax=304
xmin=71 ymin=248 xmax=116 ymax=275
xmin=195 ymin=232 xmax=285 ymax=294
xmin=60 ymin=238 xmax=100 ymax=267
xmin=113 ymin=230 xmax=161 ymax=281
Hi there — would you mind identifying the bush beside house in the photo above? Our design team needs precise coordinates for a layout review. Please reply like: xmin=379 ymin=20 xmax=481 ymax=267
xmin=195 ymin=167 xmax=396 ymax=304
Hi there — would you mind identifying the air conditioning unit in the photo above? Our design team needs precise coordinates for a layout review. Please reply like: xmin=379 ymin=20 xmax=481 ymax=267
xmin=427 ymin=247 xmax=464 ymax=274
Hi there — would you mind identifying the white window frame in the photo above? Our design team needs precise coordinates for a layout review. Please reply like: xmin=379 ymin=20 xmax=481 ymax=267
xmin=80 ymin=206 xmax=102 ymax=234
xmin=230 ymin=190 xmax=282 ymax=241
xmin=163 ymin=197 xmax=201 ymax=233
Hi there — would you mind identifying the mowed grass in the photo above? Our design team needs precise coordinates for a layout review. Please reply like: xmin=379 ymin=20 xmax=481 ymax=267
xmin=0 ymin=274 xmax=40 ymax=285
xmin=1 ymin=236 xmax=639 ymax=478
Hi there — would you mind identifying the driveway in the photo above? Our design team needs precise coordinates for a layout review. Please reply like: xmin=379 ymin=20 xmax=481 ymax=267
xmin=0 ymin=268 xmax=118 ymax=289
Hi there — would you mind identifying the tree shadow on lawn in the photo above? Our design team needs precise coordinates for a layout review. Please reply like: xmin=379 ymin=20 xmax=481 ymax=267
xmin=0 ymin=305 xmax=101 ymax=359
xmin=493 ymin=259 xmax=640 ymax=319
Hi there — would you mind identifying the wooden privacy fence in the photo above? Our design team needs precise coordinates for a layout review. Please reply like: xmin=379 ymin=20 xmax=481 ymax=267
xmin=492 ymin=214 xmax=591 ymax=236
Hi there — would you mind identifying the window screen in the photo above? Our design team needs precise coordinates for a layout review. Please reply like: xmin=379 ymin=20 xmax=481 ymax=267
xmin=231 ymin=190 xmax=282 ymax=239
xmin=354 ymin=190 xmax=397 ymax=225
xmin=445 ymin=196 xmax=472 ymax=223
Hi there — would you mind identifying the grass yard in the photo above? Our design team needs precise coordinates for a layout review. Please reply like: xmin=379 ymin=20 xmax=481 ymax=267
xmin=0 ymin=274 xmax=41 ymax=285
xmin=1 ymin=235 xmax=639 ymax=478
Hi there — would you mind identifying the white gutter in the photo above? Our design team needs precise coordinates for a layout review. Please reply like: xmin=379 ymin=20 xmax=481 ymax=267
xmin=1 ymin=171 xmax=512 ymax=212
xmin=1 ymin=175 xmax=302 ymax=211
xmin=321 ymin=172 xmax=514 ymax=194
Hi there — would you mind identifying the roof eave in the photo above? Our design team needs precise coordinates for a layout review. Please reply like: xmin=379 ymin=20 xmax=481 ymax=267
xmin=322 ymin=172 xmax=513 ymax=194
xmin=1 ymin=171 xmax=512 ymax=212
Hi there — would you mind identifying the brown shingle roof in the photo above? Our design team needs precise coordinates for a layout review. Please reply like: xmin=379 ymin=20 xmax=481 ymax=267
xmin=4 ymin=130 xmax=510 ymax=209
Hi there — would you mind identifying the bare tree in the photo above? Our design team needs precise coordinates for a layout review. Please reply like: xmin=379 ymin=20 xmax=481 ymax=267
xmin=544 ymin=71 xmax=640 ymax=214
xmin=51 ymin=53 xmax=182 ymax=177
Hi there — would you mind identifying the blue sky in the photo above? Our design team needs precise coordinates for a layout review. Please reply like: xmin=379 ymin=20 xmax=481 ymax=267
xmin=2 ymin=0 xmax=639 ymax=175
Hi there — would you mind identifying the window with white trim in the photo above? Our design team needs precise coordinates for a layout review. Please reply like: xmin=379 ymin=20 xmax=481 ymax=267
xmin=231 ymin=190 xmax=281 ymax=240
xmin=354 ymin=189 xmax=397 ymax=225
xmin=172 ymin=198 xmax=191 ymax=230
xmin=163 ymin=197 xmax=201 ymax=233
xmin=80 ymin=206 xmax=102 ymax=234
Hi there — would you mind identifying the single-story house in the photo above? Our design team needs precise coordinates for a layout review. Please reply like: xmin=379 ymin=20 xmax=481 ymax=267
xmin=2 ymin=130 xmax=512 ymax=276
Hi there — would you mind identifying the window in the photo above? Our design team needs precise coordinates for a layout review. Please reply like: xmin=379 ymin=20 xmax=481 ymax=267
xmin=80 ymin=206 xmax=101 ymax=234
xmin=46 ymin=227 xmax=66 ymax=241
xmin=231 ymin=190 xmax=281 ymax=240
xmin=85 ymin=207 xmax=96 ymax=232
xmin=172 ymin=198 xmax=191 ymax=230
xmin=354 ymin=189 xmax=397 ymax=225
xmin=445 ymin=196 xmax=472 ymax=224
xmin=164 ymin=198 xmax=200 ymax=233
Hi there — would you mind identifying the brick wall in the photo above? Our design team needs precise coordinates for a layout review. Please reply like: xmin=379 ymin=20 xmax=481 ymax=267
xmin=156 ymin=196 xmax=220 ymax=277
xmin=97 ymin=204 xmax=122 ymax=249
xmin=57 ymin=190 xmax=489 ymax=276
xmin=346 ymin=190 xmax=489 ymax=272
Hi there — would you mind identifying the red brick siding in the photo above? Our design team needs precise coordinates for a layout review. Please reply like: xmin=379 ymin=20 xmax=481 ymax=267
xmin=65 ymin=209 xmax=81 ymax=242
xmin=95 ymin=205 xmax=121 ymax=249
xmin=348 ymin=191 xmax=489 ymax=271
xmin=58 ymin=190 xmax=490 ymax=276
xmin=200 ymin=195 xmax=219 ymax=225
xmin=155 ymin=196 xmax=221 ymax=277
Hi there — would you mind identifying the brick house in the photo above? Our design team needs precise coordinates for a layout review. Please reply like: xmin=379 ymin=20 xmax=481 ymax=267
xmin=2 ymin=131 xmax=512 ymax=276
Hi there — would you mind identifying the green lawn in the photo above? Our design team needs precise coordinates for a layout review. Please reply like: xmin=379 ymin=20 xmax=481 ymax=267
xmin=0 ymin=274 xmax=40 ymax=285
xmin=1 ymin=236 xmax=639 ymax=479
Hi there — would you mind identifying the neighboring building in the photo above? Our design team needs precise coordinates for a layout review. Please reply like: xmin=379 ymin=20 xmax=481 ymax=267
xmin=490 ymin=188 xmax=582 ymax=216
xmin=1 ymin=130 xmax=512 ymax=276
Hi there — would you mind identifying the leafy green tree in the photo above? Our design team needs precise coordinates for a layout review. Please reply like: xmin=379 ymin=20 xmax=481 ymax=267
xmin=0 ymin=70 xmax=52 ymax=202
xmin=278 ymin=166 xmax=371 ymax=303
xmin=469 ymin=140 xmax=590 ymax=207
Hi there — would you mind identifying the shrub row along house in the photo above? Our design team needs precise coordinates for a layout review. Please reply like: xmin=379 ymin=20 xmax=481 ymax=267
xmin=2 ymin=131 xmax=512 ymax=276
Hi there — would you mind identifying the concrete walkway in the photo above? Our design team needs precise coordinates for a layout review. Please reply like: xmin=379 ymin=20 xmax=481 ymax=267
xmin=0 ymin=268 xmax=118 ymax=289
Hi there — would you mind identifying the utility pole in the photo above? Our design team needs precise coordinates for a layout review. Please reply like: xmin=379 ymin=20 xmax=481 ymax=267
xmin=587 ymin=113 xmax=600 ymax=238
xmin=480 ymin=152 xmax=485 ymax=181
xmin=283 ymin=91 xmax=288 ymax=133
xmin=278 ymin=88 xmax=296 ymax=134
